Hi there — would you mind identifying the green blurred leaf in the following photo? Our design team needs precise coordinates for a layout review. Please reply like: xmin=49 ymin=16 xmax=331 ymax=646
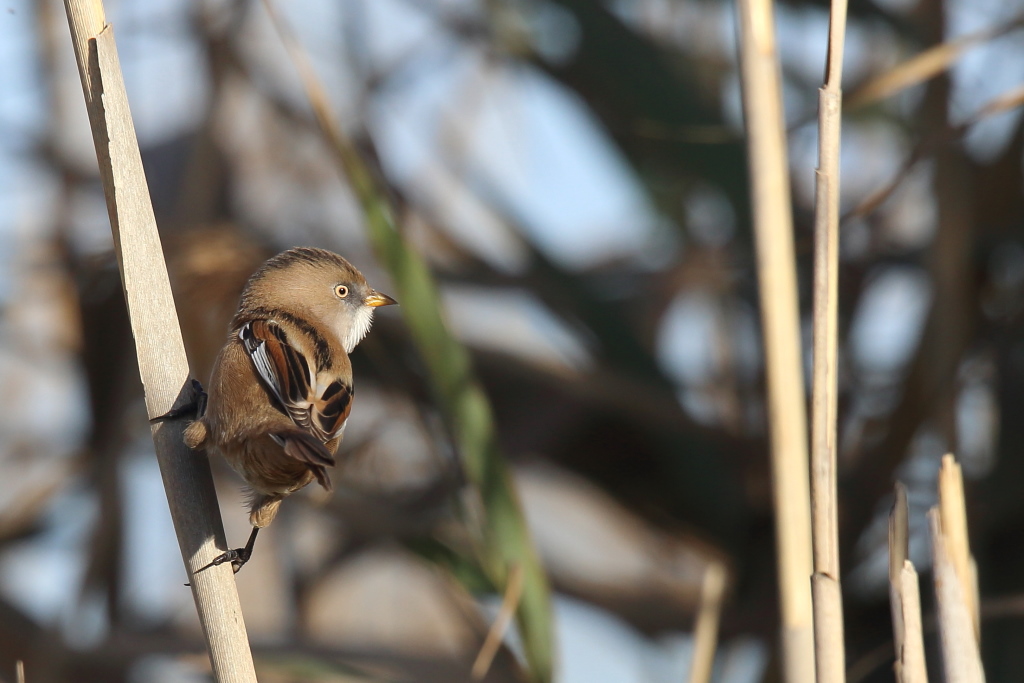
xmin=258 ymin=655 xmax=394 ymax=682
xmin=261 ymin=3 xmax=555 ymax=680
xmin=407 ymin=537 xmax=494 ymax=594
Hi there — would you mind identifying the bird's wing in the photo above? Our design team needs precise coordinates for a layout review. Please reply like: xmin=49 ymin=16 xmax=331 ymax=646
xmin=311 ymin=377 xmax=353 ymax=442
xmin=239 ymin=320 xmax=352 ymax=443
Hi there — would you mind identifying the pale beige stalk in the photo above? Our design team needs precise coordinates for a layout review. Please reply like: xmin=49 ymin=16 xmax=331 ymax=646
xmin=62 ymin=2 xmax=257 ymax=680
xmin=734 ymin=0 xmax=814 ymax=679
xmin=938 ymin=454 xmax=980 ymax=639
xmin=929 ymin=508 xmax=985 ymax=682
xmin=889 ymin=484 xmax=928 ymax=683
xmin=810 ymin=0 xmax=850 ymax=680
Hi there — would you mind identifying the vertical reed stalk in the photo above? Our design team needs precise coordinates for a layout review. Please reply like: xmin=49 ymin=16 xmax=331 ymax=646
xmin=889 ymin=483 xmax=928 ymax=683
xmin=929 ymin=507 xmax=985 ymax=682
xmin=62 ymin=2 xmax=257 ymax=680
xmin=734 ymin=0 xmax=815 ymax=679
xmin=810 ymin=0 xmax=849 ymax=680
xmin=938 ymin=454 xmax=980 ymax=638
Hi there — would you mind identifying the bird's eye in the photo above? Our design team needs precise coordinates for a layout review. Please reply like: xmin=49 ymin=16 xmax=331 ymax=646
xmin=334 ymin=284 xmax=349 ymax=298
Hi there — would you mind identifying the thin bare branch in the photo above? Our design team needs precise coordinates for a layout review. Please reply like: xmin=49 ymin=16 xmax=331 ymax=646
xmin=472 ymin=564 xmax=524 ymax=681
xmin=844 ymin=82 xmax=1024 ymax=225
xmin=846 ymin=17 xmax=1024 ymax=109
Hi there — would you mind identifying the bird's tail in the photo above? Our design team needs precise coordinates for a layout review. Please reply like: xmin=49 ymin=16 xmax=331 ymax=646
xmin=277 ymin=429 xmax=336 ymax=491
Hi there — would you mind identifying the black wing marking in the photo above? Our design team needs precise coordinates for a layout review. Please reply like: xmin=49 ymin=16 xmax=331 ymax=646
xmin=240 ymin=320 xmax=353 ymax=443
xmin=240 ymin=320 xmax=314 ymax=428
xmin=314 ymin=379 xmax=352 ymax=441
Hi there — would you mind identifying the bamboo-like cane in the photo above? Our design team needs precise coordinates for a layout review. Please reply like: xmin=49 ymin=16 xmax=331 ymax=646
xmin=810 ymin=0 xmax=850 ymax=680
xmin=734 ymin=1 xmax=815 ymax=680
xmin=888 ymin=483 xmax=928 ymax=683
xmin=897 ymin=562 xmax=928 ymax=683
xmin=938 ymin=454 xmax=980 ymax=639
xmin=929 ymin=508 xmax=985 ymax=682
xmin=62 ymin=2 xmax=257 ymax=681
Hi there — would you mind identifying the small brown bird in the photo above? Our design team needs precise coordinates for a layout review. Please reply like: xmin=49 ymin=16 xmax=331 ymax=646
xmin=173 ymin=247 xmax=396 ymax=573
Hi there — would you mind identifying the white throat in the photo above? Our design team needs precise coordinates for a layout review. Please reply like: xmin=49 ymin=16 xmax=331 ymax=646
xmin=342 ymin=306 xmax=375 ymax=353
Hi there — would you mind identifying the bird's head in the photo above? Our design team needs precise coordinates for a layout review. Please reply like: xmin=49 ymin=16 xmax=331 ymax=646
xmin=237 ymin=247 xmax=397 ymax=353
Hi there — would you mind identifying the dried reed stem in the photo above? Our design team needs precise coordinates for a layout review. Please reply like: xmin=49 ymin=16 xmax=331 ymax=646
xmin=62 ymin=2 xmax=256 ymax=680
xmin=889 ymin=483 xmax=928 ymax=683
xmin=929 ymin=507 xmax=985 ymax=682
xmin=810 ymin=0 xmax=849 ymax=679
xmin=735 ymin=0 xmax=815 ymax=679
xmin=938 ymin=454 xmax=979 ymax=639
xmin=897 ymin=562 xmax=928 ymax=683
xmin=689 ymin=562 xmax=727 ymax=683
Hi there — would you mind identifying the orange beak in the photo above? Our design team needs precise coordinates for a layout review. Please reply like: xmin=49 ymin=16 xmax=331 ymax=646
xmin=364 ymin=291 xmax=397 ymax=307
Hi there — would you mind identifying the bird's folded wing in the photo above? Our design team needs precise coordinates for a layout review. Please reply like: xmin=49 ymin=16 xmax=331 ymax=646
xmin=240 ymin=319 xmax=352 ymax=442
xmin=312 ymin=379 xmax=352 ymax=442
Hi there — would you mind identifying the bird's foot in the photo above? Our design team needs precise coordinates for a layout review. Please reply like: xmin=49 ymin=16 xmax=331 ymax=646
xmin=205 ymin=546 xmax=253 ymax=574
xmin=185 ymin=528 xmax=259 ymax=586
xmin=185 ymin=547 xmax=251 ymax=586
xmin=151 ymin=379 xmax=208 ymax=423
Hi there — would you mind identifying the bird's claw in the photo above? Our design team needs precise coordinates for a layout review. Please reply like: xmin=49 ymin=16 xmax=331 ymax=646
xmin=185 ymin=528 xmax=259 ymax=586
xmin=208 ymin=546 xmax=252 ymax=573
xmin=185 ymin=546 xmax=252 ymax=586
xmin=151 ymin=379 xmax=208 ymax=423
